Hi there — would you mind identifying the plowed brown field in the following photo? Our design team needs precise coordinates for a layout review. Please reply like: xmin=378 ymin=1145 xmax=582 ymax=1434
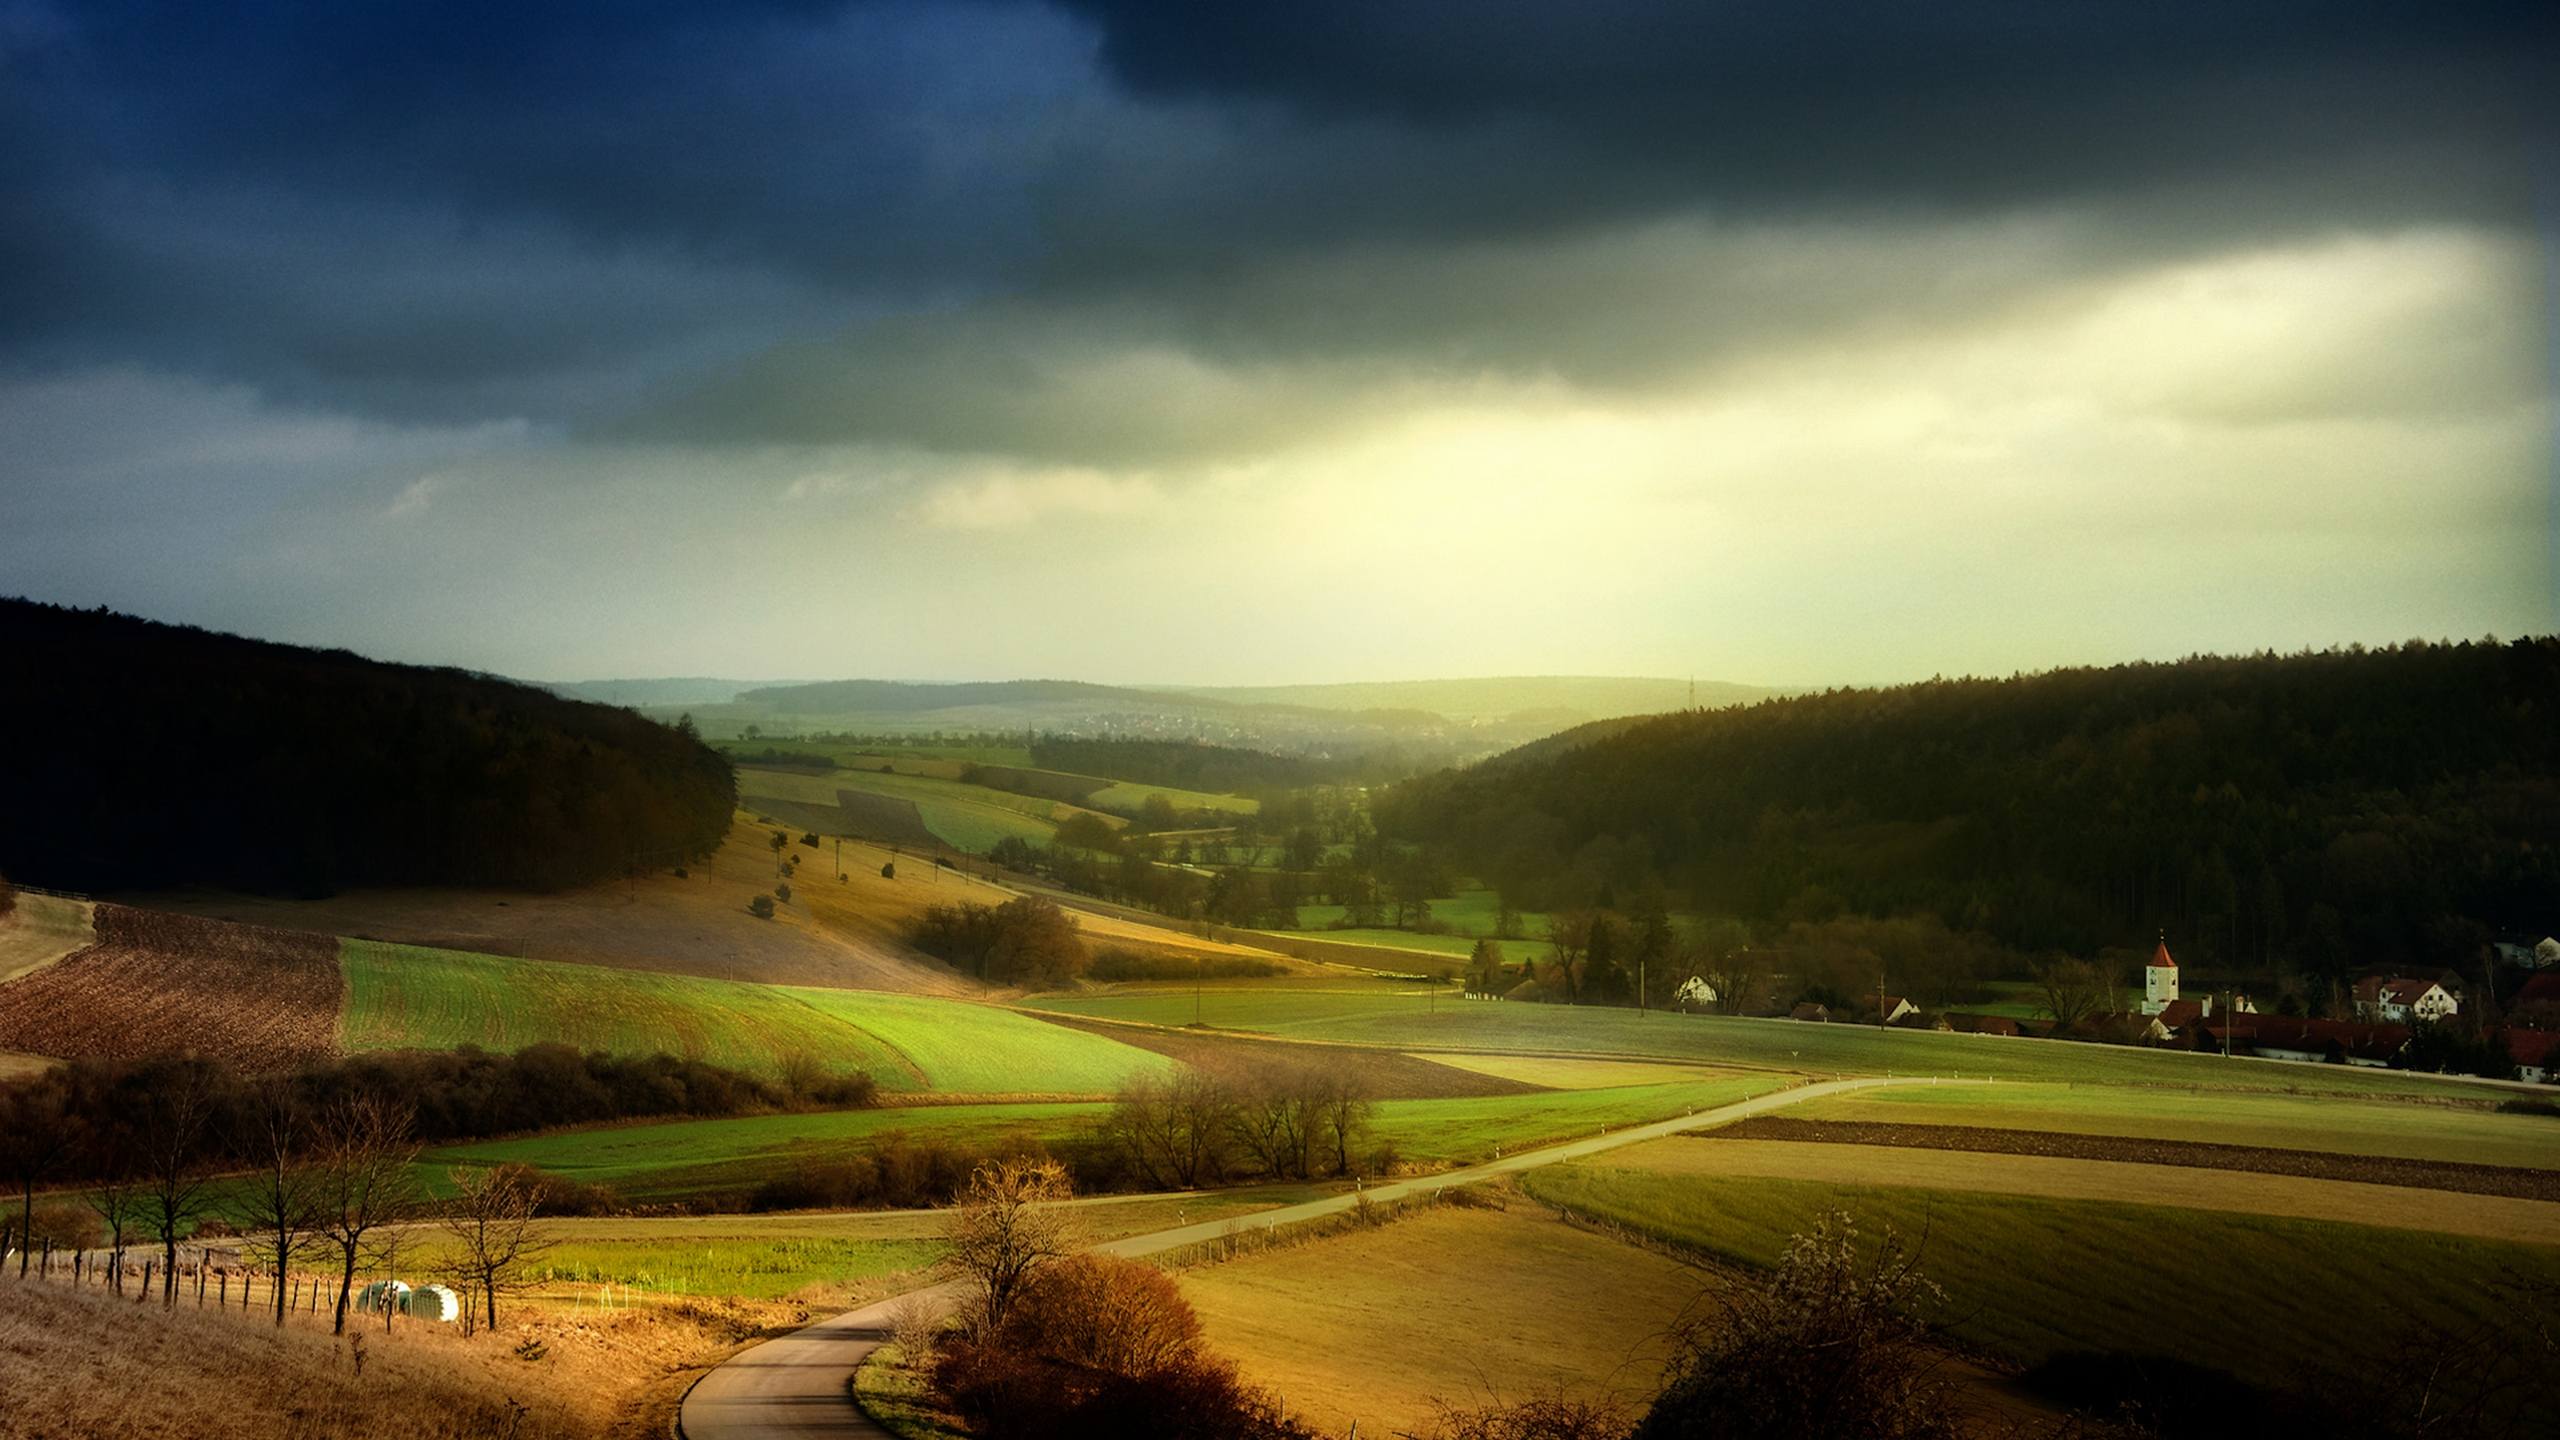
xmin=0 ymin=904 xmax=342 ymax=1071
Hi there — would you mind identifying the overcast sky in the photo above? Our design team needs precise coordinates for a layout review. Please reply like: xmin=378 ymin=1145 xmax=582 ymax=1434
xmin=3 ymin=1 xmax=2553 ymax=687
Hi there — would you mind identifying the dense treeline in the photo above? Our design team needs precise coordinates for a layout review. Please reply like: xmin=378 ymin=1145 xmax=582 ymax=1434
xmin=1380 ymin=640 xmax=2560 ymax=980
xmin=0 ymin=1044 xmax=875 ymax=1190
xmin=0 ymin=599 xmax=735 ymax=893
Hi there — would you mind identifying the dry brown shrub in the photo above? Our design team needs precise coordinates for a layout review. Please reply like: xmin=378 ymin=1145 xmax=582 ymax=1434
xmin=1005 ymin=1255 xmax=1202 ymax=1377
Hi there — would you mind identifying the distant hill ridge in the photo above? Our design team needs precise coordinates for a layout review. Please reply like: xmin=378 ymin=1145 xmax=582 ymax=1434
xmin=1379 ymin=639 xmax=2560 ymax=971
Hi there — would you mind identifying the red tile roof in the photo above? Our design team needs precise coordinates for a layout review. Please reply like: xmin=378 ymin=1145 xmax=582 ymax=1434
xmin=2515 ymin=973 xmax=2560 ymax=1007
xmin=2506 ymin=1029 xmax=2560 ymax=1069
xmin=2154 ymin=999 xmax=2205 ymax=1030
xmin=2150 ymin=940 xmax=2176 ymax=969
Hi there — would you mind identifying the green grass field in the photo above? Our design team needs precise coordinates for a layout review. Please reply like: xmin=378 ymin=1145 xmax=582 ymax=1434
xmin=1790 ymin=1081 xmax=2560 ymax=1170
xmin=343 ymin=940 xmax=925 ymax=1085
xmin=410 ymin=1077 xmax=1776 ymax=1201
xmin=1373 ymin=1075 xmax=1783 ymax=1164
xmin=341 ymin=940 xmax=1170 ymax=1094
xmin=1088 ymin=780 xmax=1259 ymax=816
xmin=782 ymin=986 xmax=1171 ymax=1095
xmin=1019 ymin=988 xmax=2524 ymax=1103
xmin=827 ymin=769 xmax=1086 ymax=853
xmin=426 ymin=1100 xmax=1099 ymax=1199
xmin=1520 ymin=1166 xmax=2560 ymax=1406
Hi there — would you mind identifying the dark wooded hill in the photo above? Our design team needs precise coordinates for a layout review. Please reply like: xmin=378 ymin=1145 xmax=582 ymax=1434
xmin=0 ymin=599 xmax=734 ymax=894
xmin=1377 ymin=639 xmax=2560 ymax=978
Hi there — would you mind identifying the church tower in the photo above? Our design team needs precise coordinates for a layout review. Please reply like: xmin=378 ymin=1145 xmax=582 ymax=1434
xmin=2141 ymin=935 xmax=2179 ymax=1015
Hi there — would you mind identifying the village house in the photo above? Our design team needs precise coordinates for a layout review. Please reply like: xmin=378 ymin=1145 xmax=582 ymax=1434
xmin=1672 ymin=975 xmax=1717 ymax=1009
xmin=1863 ymin=993 xmax=1918 ymax=1025
xmin=2204 ymin=1016 xmax=2411 ymax=1067
xmin=1790 ymin=1001 xmax=1831 ymax=1023
xmin=2352 ymin=976 xmax=2459 ymax=1025
xmin=1945 ymin=1013 xmax=2021 ymax=1037
xmin=2507 ymin=1030 xmax=2559 ymax=1084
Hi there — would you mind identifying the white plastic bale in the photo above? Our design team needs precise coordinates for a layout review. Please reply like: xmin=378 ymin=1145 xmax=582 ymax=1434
xmin=404 ymin=1284 xmax=462 ymax=1323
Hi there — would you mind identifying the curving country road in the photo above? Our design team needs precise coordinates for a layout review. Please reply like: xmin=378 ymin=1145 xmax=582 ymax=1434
xmin=676 ymin=1074 xmax=1960 ymax=1439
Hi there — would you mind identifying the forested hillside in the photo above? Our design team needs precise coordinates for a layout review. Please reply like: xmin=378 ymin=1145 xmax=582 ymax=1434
xmin=1378 ymin=640 xmax=2560 ymax=977
xmin=0 ymin=600 xmax=734 ymax=893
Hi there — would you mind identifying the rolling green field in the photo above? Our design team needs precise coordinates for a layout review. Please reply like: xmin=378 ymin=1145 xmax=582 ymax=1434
xmin=340 ymin=940 xmax=1170 ymax=1094
xmin=1373 ymin=1075 xmax=1783 ymax=1164
xmin=412 ymin=1077 xmax=1775 ymax=1201
xmin=827 ymin=768 xmax=1093 ymax=853
xmin=1521 ymin=1166 xmax=2560 ymax=1406
xmin=1286 ymin=889 xmax=1563 ymax=966
xmin=427 ymin=1100 xmax=1098 ymax=1199
xmin=1791 ymin=1082 xmax=2560 ymax=1170
xmin=1088 ymin=780 xmax=1260 ymax=815
xmin=783 ymin=986 xmax=1171 ymax=1095
xmin=1020 ymin=987 xmax=2523 ymax=1103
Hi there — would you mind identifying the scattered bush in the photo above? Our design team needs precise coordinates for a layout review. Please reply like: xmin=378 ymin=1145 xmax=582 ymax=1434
xmin=775 ymin=882 xmax=792 ymax=903
xmin=672 ymin=865 xmax=689 ymax=879
xmin=1006 ymin=1256 xmax=1203 ymax=1377
xmin=1634 ymin=1211 xmax=1957 ymax=1440
xmin=1424 ymin=1391 xmax=1633 ymax=1440
xmin=908 ymin=896 xmax=1088 ymax=987
xmin=749 ymin=894 xmax=777 ymax=919
xmin=800 ymin=833 xmax=820 ymax=847
xmin=747 ymin=1134 xmax=1049 ymax=1212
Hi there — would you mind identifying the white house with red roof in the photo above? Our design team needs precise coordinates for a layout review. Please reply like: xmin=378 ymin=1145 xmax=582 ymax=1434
xmin=2352 ymin=976 xmax=2459 ymax=1025
xmin=2139 ymin=937 xmax=2179 ymax=1016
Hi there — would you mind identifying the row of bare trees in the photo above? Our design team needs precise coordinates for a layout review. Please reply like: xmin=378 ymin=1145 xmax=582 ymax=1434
xmin=2 ymin=1065 xmax=547 ymax=1335
xmin=1101 ymin=1068 xmax=1375 ymax=1189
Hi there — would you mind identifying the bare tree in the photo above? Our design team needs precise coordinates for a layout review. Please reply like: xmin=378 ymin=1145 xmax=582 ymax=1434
xmin=943 ymin=1157 xmax=1076 ymax=1336
xmin=0 ymin=1079 xmax=80 ymax=1278
xmin=236 ymin=1079 xmax=323 ymax=1327
xmin=2034 ymin=956 xmax=2109 ymax=1030
xmin=81 ymin=1122 xmax=145 ymax=1294
xmin=136 ymin=1060 xmax=221 ymax=1306
xmin=1545 ymin=912 xmax=1592 ymax=1004
xmin=1318 ymin=1072 xmax=1374 ymax=1177
xmin=437 ymin=1164 xmax=552 ymax=1335
xmin=1104 ymin=1072 xmax=1235 ymax=1189
xmin=312 ymin=1093 xmax=421 ymax=1335
xmin=1228 ymin=1075 xmax=1317 ymax=1180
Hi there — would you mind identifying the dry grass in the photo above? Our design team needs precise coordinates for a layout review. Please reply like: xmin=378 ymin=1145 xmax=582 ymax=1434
xmin=1178 ymin=1199 xmax=1703 ymax=1436
xmin=0 ymin=894 xmax=92 ymax=985
xmin=0 ymin=1278 xmax=783 ymax=1440
xmin=0 ymin=905 xmax=340 ymax=1071
xmin=1601 ymin=1137 xmax=2560 ymax=1246
xmin=134 ymin=815 xmax=1270 ymax=992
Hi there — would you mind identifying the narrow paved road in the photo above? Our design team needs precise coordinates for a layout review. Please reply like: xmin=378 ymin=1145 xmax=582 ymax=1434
xmin=677 ymin=1074 xmax=1953 ymax=1439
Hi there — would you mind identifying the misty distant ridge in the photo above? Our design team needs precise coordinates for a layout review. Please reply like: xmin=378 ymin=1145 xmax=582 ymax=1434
xmin=538 ymin=672 xmax=1786 ymax=759
xmin=542 ymin=674 xmax=1784 ymax=724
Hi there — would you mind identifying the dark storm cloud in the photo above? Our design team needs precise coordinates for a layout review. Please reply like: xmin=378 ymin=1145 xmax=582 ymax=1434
xmin=1060 ymin=1 xmax=2554 ymax=206
xmin=0 ymin=0 xmax=1086 ymax=419
xmin=1 ymin=0 xmax=2548 ymax=441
